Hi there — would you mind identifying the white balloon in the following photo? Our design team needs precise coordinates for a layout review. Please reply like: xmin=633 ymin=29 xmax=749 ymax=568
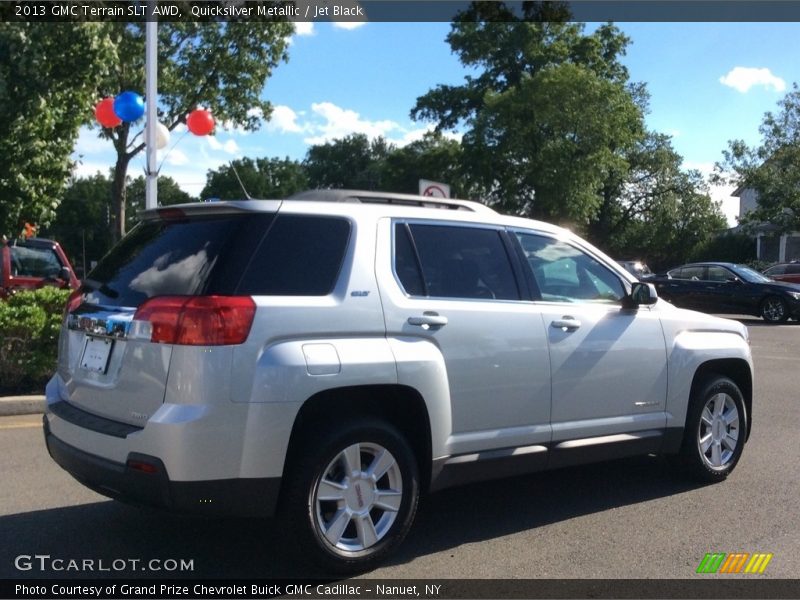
xmin=146 ymin=122 xmax=170 ymax=149
xmin=155 ymin=122 xmax=170 ymax=149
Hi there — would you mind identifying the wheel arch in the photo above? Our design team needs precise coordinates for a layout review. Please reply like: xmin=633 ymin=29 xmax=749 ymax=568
xmin=689 ymin=358 xmax=753 ymax=442
xmin=282 ymin=384 xmax=433 ymax=493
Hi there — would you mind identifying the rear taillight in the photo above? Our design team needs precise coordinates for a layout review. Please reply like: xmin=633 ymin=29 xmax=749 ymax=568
xmin=132 ymin=296 xmax=256 ymax=346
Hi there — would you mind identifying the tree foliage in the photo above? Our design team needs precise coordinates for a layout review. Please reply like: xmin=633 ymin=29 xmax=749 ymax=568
xmin=382 ymin=131 xmax=481 ymax=198
xmin=201 ymin=157 xmax=308 ymax=199
xmin=0 ymin=23 xmax=115 ymax=234
xmin=412 ymin=19 xmax=643 ymax=223
xmin=95 ymin=20 xmax=293 ymax=240
xmin=304 ymin=134 xmax=393 ymax=190
xmin=126 ymin=175 xmax=194 ymax=230
xmin=45 ymin=172 xmax=194 ymax=271
xmin=45 ymin=173 xmax=114 ymax=274
xmin=717 ymin=83 xmax=800 ymax=233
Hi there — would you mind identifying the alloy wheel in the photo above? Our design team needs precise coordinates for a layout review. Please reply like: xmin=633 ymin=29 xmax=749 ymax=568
xmin=312 ymin=442 xmax=403 ymax=553
xmin=697 ymin=392 xmax=740 ymax=471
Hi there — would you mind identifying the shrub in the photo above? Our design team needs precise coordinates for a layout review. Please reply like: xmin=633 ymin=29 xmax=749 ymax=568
xmin=0 ymin=287 xmax=70 ymax=393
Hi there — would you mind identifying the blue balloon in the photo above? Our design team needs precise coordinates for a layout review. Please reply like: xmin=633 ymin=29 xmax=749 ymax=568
xmin=113 ymin=91 xmax=145 ymax=122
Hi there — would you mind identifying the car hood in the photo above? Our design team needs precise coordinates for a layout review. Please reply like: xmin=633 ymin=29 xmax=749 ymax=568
xmin=759 ymin=280 xmax=800 ymax=293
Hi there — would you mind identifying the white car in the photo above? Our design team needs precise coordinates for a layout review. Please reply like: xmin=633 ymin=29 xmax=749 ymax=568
xmin=44 ymin=189 xmax=753 ymax=572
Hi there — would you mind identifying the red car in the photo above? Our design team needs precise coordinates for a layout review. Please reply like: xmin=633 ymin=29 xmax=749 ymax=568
xmin=0 ymin=237 xmax=80 ymax=299
xmin=763 ymin=262 xmax=800 ymax=285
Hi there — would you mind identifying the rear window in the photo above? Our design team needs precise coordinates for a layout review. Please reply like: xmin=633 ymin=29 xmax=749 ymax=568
xmin=83 ymin=212 xmax=350 ymax=308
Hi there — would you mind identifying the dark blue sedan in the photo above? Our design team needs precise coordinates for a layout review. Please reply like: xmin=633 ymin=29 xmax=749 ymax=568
xmin=652 ymin=262 xmax=800 ymax=323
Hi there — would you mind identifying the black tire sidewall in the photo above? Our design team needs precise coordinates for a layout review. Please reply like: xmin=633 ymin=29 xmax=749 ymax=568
xmin=680 ymin=376 xmax=747 ymax=482
xmin=283 ymin=418 xmax=419 ymax=573
xmin=761 ymin=296 xmax=788 ymax=323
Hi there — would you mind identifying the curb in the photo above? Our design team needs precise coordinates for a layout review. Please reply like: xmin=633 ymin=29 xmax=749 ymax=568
xmin=0 ymin=396 xmax=46 ymax=417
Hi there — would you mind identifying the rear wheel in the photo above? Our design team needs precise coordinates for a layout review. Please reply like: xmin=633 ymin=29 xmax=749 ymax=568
xmin=677 ymin=375 xmax=746 ymax=482
xmin=282 ymin=417 xmax=419 ymax=574
xmin=760 ymin=296 xmax=788 ymax=323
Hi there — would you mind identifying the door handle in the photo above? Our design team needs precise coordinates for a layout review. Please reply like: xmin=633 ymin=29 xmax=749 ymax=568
xmin=408 ymin=312 xmax=448 ymax=328
xmin=551 ymin=317 xmax=581 ymax=331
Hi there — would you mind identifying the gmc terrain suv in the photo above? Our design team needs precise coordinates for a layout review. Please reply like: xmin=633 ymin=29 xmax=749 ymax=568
xmin=44 ymin=190 xmax=753 ymax=572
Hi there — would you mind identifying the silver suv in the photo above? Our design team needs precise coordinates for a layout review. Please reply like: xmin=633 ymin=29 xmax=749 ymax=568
xmin=44 ymin=190 xmax=753 ymax=572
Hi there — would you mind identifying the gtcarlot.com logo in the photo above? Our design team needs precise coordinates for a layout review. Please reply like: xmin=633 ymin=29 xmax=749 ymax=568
xmin=696 ymin=552 xmax=773 ymax=574
xmin=14 ymin=554 xmax=194 ymax=573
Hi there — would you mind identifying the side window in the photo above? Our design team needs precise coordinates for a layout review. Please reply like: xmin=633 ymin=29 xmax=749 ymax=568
xmin=515 ymin=232 xmax=625 ymax=303
xmin=393 ymin=224 xmax=425 ymax=296
xmin=403 ymin=224 xmax=520 ymax=300
xmin=9 ymin=246 xmax=63 ymax=278
xmin=671 ymin=266 xmax=704 ymax=280
xmin=237 ymin=215 xmax=350 ymax=296
xmin=707 ymin=266 xmax=733 ymax=282
xmin=765 ymin=265 xmax=785 ymax=276
xmin=789 ymin=265 xmax=800 ymax=274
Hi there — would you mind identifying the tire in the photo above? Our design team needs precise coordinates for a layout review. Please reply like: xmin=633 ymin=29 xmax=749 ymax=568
xmin=760 ymin=295 xmax=789 ymax=323
xmin=676 ymin=375 xmax=747 ymax=483
xmin=282 ymin=417 xmax=420 ymax=574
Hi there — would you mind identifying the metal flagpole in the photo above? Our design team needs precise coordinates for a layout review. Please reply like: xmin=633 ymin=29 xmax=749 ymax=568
xmin=144 ymin=1 xmax=158 ymax=209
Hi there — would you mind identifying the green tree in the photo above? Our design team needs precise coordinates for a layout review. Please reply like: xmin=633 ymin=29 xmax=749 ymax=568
xmin=588 ymin=131 xmax=725 ymax=258
xmin=412 ymin=18 xmax=643 ymax=225
xmin=201 ymin=157 xmax=308 ymax=199
xmin=126 ymin=175 xmax=194 ymax=230
xmin=617 ymin=182 xmax=727 ymax=271
xmin=716 ymin=83 xmax=800 ymax=232
xmin=305 ymin=134 xmax=393 ymax=190
xmin=95 ymin=20 xmax=293 ymax=241
xmin=0 ymin=23 xmax=115 ymax=234
xmin=44 ymin=173 xmax=114 ymax=275
xmin=381 ymin=131 xmax=482 ymax=198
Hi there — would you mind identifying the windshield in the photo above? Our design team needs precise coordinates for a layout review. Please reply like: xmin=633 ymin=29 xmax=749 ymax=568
xmin=731 ymin=265 xmax=772 ymax=284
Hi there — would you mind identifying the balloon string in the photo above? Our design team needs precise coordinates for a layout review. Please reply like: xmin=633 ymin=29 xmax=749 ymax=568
xmin=156 ymin=129 xmax=191 ymax=175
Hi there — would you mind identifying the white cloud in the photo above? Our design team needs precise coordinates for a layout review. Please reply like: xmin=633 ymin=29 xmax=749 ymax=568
xmin=164 ymin=149 xmax=189 ymax=166
xmin=71 ymin=160 xmax=112 ymax=179
xmin=303 ymin=102 xmax=399 ymax=145
xmin=682 ymin=160 xmax=715 ymax=176
xmin=386 ymin=124 xmax=463 ymax=147
xmin=294 ymin=22 xmax=315 ymax=36
xmin=719 ymin=67 xmax=786 ymax=93
xmin=265 ymin=105 xmax=305 ymax=133
xmin=206 ymin=136 xmax=240 ymax=155
xmin=333 ymin=21 xmax=366 ymax=30
xmin=74 ymin=127 xmax=114 ymax=156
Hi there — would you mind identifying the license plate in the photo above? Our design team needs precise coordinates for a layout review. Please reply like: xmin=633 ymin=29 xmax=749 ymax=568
xmin=80 ymin=336 xmax=113 ymax=373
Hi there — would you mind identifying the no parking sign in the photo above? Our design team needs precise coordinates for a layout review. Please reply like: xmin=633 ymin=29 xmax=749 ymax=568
xmin=418 ymin=179 xmax=451 ymax=198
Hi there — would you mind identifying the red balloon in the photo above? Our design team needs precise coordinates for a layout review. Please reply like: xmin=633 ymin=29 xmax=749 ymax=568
xmin=186 ymin=109 xmax=215 ymax=136
xmin=95 ymin=97 xmax=121 ymax=128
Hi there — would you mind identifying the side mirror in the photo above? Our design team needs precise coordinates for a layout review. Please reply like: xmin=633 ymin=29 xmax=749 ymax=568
xmin=59 ymin=266 xmax=72 ymax=282
xmin=623 ymin=282 xmax=658 ymax=309
xmin=726 ymin=277 xmax=742 ymax=284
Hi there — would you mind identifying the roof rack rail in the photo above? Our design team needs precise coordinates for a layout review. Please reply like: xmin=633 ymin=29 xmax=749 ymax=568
xmin=287 ymin=189 xmax=496 ymax=214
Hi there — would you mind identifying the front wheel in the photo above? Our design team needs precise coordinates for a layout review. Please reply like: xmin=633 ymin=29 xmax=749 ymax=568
xmin=282 ymin=418 xmax=420 ymax=574
xmin=677 ymin=375 xmax=746 ymax=482
xmin=760 ymin=295 xmax=788 ymax=323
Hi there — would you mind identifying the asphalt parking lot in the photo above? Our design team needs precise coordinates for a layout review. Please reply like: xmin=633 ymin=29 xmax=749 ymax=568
xmin=1 ymin=316 xmax=798 ymax=584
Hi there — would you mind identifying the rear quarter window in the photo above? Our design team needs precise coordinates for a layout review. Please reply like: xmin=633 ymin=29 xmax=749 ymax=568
xmin=237 ymin=215 xmax=351 ymax=296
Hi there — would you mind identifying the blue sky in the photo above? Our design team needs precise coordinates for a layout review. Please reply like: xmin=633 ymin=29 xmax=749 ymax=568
xmin=72 ymin=21 xmax=800 ymax=225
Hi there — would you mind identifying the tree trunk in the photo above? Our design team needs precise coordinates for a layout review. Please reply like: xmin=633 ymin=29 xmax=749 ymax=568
xmin=110 ymin=153 xmax=130 ymax=244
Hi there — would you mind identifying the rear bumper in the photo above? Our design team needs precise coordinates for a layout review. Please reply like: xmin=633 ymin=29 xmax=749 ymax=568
xmin=43 ymin=417 xmax=281 ymax=517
